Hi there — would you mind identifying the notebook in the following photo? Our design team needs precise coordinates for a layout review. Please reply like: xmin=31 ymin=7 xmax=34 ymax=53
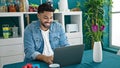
xmin=53 ymin=44 xmax=84 ymax=67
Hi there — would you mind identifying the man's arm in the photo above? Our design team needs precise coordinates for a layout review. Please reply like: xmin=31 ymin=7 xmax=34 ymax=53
xmin=36 ymin=54 xmax=53 ymax=64
xmin=59 ymin=23 xmax=69 ymax=46
xmin=24 ymin=25 xmax=53 ymax=64
xmin=24 ymin=25 xmax=41 ymax=61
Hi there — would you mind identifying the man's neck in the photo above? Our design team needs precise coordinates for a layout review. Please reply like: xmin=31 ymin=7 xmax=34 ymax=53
xmin=40 ymin=26 xmax=49 ymax=31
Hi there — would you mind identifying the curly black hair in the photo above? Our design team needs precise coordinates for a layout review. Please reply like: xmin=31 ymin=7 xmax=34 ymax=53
xmin=37 ymin=2 xmax=55 ymax=13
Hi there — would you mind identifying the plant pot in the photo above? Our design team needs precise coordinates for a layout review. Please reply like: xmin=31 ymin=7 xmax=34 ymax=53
xmin=93 ymin=41 xmax=102 ymax=63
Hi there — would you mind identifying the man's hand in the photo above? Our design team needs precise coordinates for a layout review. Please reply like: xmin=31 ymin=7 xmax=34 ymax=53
xmin=36 ymin=54 xmax=53 ymax=64
xmin=42 ymin=55 xmax=53 ymax=64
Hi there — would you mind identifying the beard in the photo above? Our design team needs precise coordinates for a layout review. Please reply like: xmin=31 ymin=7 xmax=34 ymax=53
xmin=41 ymin=22 xmax=51 ymax=29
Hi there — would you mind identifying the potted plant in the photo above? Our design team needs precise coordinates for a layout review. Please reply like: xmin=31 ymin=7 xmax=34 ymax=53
xmin=83 ymin=0 xmax=112 ymax=62
xmin=83 ymin=0 xmax=112 ymax=48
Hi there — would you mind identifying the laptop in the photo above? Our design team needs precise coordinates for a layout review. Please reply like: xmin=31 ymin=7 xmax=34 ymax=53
xmin=53 ymin=44 xmax=84 ymax=67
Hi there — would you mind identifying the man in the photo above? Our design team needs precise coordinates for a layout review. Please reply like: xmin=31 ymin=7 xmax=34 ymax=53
xmin=24 ymin=3 xmax=69 ymax=64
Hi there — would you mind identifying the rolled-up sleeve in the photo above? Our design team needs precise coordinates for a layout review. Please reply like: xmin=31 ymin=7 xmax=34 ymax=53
xmin=31 ymin=51 xmax=41 ymax=60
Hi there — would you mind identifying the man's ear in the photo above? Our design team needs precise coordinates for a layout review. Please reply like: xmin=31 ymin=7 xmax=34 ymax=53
xmin=37 ymin=14 xmax=40 ymax=18
xmin=37 ymin=13 xmax=41 ymax=20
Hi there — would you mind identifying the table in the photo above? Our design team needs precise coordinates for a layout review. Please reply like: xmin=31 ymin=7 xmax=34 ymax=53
xmin=3 ymin=50 xmax=120 ymax=68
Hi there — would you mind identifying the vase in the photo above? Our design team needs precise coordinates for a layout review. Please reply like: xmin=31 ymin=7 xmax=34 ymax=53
xmin=58 ymin=0 xmax=69 ymax=12
xmin=93 ymin=41 xmax=102 ymax=62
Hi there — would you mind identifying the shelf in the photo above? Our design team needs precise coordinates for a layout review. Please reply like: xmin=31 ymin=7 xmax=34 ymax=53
xmin=0 ymin=12 xmax=23 ymax=17
xmin=66 ymin=32 xmax=82 ymax=38
xmin=54 ymin=11 xmax=82 ymax=33
xmin=54 ymin=11 xmax=83 ymax=45
xmin=54 ymin=11 xmax=82 ymax=15
xmin=0 ymin=12 xmax=24 ymax=68
xmin=0 ymin=11 xmax=83 ymax=68
xmin=0 ymin=12 xmax=37 ymax=16
xmin=0 ymin=12 xmax=24 ymax=41
xmin=0 ymin=37 xmax=23 ymax=46
xmin=23 ymin=12 xmax=37 ymax=14
xmin=0 ymin=11 xmax=82 ymax=15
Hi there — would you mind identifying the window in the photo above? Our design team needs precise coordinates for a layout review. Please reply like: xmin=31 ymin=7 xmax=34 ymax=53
xmin=111 ymin=0 xmax=120 ymax=48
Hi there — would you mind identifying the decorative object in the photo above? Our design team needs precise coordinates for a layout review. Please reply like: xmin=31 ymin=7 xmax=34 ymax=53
xmin=29 ymin=4 xmax=38 ymax=12
xmin=84 ymin=0 xmax=106 ymax=43
xmin=66 ymin=24 xmax=79 ymax=33
xmin=58 ymin=0 xmax=69 ymax=12
xmin=22 ymin=63 xmax=40 ymax=68
xmin=19 ymin=0 xmax=25 ymax=12
xmin=93 ymin=41 xmax=102 ymax=62
xmin=46 ymin=0 xmax=53 ymax=6
xmin=91 ymin=13 xmax=105 ymax=63
xmin=25 ymin=0 xmax=29 ymax=12
xmin=40 ymin=0 xmax=42 ymax=4
xmin=83 ymin=0 xmax=112 ymax=49
xmin=12 ymin=26 xmax=18 ymax=38
xmin=91 ymin=24 xmax=105 ymax=42
xmin=2 ymin=24 xmax=10 ymax=39
xmin=54 ymin=9 xmax=59 ymax=12
xmin=8 ymin=0 xmax=16 ymax=12
xmin=83 ymin=0 xmax=112 ymax=62
xmin=0 ymin=0 xmax=7 ymax=12
xmin=71 ymin=8 xmax=80 ymax=11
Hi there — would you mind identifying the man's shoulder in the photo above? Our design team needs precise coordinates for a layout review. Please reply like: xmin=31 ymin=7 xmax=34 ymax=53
xmin=52 ymin=21 xmax=62 ymax=27
xmin=29 ymin=20 xmax=39 ymax=26
xmin=25 ymin=21 xmax=39 ymax=29
xmin=50 ymin=21 xmax=63 ymax=32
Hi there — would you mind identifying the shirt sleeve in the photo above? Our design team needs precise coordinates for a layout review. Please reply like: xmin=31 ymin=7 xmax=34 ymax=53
xmin=58 ymin=23 xmax=70 ymax=46
xmin=31 ymin=52 xmax=41 ymax=60
xmin=24 ymin=25 xmax=40 ymax=60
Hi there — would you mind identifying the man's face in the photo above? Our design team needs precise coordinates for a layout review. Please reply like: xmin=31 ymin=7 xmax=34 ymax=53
xmin=38 ymin=11 xmax=53 ymax=30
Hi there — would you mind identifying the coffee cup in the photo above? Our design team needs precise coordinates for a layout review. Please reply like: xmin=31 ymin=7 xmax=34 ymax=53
xmin=49 ymin=63 xmax=60 ymax=68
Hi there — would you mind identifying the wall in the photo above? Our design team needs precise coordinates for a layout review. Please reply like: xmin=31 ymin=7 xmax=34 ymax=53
xmin=0 ymin=0 xmax=110 ymax=50
xmin=26 ymin=0 xmax=111 ymax=49
xmin=28 ymin=0 xmax=85 ymax=9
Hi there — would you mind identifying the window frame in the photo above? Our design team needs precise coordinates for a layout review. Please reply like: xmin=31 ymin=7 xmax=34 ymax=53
xmin=110 ymin=0 xmax=120 ymax=49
